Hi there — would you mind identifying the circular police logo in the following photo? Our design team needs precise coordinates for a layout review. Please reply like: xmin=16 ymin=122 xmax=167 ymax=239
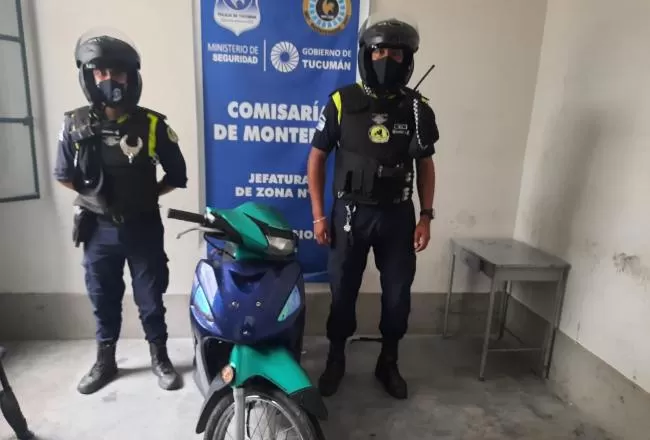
xmin=369 ymin=124 xmax=390 ymax=143
xmin=167 ymin=125 xmax=179 ymax=143
xmin=224 ymin=0 xmax=252 ymax=10
xmin=303 ymin=0 xmax=352 ymax=35
xmin=270 ymin=41 xmax=300 ymax=73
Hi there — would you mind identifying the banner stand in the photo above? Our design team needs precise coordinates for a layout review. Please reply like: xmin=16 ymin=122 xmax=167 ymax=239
xmin=197 ymin=0 xmax=370 ymax=283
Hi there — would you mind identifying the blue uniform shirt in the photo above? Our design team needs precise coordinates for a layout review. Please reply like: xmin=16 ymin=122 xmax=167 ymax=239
xmin=53 ymin=109 xmax=188 ymax=189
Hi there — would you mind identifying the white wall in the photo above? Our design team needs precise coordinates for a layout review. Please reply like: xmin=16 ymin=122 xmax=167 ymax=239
xmin=0 ymin=0 xmax=546 ymax=297
xmin=361 ymin=0 xmax=548 ymax=293
xmin=514 ymin=0 xmax=650 ymax=393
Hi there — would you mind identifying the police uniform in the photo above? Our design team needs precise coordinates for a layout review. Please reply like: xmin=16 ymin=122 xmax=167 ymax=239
xmin=311 ymin=17 xmax=439 ymax=400
xmin=53 ymin=28 xmax=188 ymax=395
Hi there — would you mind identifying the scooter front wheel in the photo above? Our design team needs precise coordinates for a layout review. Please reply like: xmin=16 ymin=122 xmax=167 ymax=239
xmin=204 ymin=385 xmax=324 ymax=440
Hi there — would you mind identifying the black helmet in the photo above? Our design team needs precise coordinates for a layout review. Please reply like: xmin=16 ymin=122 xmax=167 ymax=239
xmin=74 ymin=28 xmax=142 ymax=109
xmin=358 ymin=14 xmax=420 ymax=92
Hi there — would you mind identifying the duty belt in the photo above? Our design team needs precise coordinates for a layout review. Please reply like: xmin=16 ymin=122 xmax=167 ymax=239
xmin=97 ymin=209 xmax=159 ymax=225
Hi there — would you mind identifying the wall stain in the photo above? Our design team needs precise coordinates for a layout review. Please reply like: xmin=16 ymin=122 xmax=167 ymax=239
xmin=612 ymin=253 xmax=650 ymax=287
xmin=455 ymin=210 xmax=477 ymax=229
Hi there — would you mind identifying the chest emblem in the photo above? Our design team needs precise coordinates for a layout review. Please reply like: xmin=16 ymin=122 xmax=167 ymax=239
xmin=119 ymin=135 xmax=143 ymax=164
xmin=372 ymin=113 xmax=388 ymax=125
xmin=392 ymin=122 xmax=410 ymax=136
xmin=104 ymin=135 xmax=121 ymax=147
xmin=369 ymin=124 xmax=390 ymax=144
xmin=101 ymin=128 xmax=121 ymax=147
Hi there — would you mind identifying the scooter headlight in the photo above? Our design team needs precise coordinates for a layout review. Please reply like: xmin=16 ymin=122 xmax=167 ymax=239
xmin=266 ymin=234 xmax=296 ymax=256
xmin=192 ymin=261 xmax=220 ymax=324
xmin=277 ymin=285 xmax=302 ymax=322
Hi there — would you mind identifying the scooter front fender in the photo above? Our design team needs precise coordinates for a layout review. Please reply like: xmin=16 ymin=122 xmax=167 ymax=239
xmin=229 ymin=345 xmax=328 ymax=421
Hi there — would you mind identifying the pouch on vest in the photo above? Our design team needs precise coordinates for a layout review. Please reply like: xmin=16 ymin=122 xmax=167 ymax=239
xmin=67 ymin=107 xmax=100 ymax=144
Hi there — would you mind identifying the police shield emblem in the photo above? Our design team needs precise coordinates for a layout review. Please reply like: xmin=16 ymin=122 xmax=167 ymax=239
xmin=214 ymin=0 xmax=261 ymax=36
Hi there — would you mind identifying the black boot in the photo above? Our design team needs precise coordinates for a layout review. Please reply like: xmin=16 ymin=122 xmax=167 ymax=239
xmin=375 ymin=341 xmax=407 ymax=400
xmin=77 ymin=341 xmax=118 ymax=395
xmin=150 ymin=342 xmax=182 ymax=391
xmin=318 ymin=341 xmax=346 ymax=397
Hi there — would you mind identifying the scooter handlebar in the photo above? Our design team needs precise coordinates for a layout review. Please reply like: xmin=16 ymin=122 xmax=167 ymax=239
xmin=167 ymin=208 xmax=206 ymax=224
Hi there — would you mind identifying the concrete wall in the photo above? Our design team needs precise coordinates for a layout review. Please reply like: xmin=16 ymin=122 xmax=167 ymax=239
xmin=0 ymin=0 xmax=546 ymax=300
xmin=514 ymin=0 xmax=650 ymax=396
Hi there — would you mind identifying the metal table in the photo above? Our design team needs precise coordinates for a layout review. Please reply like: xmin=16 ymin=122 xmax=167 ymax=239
xmin=442 ymin=238 xmax=570 ymax=381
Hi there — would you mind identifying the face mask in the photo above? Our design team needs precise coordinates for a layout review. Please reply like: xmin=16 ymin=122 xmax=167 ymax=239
xmin=97 ymin=79 xmax=127 ymax=107
xmin=372 ymin=58 xmax=403 ymax=89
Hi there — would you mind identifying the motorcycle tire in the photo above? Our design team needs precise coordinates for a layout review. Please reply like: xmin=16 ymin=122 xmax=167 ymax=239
xmin=203 ymin=385 xmax=325 ymax=440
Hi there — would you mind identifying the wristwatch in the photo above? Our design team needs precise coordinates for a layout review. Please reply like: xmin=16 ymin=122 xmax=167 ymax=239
xmin=420 ymin=208 xmax=435 ymax=220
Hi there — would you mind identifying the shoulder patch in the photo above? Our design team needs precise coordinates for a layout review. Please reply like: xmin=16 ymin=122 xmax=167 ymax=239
xmin=166 ymin=125 xmax=179 ymax=143
xmin=315 ymin=112 xmax=326 ymax=131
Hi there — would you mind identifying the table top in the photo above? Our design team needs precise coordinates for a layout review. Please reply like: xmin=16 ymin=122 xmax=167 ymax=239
xmin=452 ymin=238 xmax=570 ymax=270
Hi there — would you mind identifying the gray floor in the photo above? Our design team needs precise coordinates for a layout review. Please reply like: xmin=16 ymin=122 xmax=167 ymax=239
xmin=0 ymin=336 xmax=614 ymax=440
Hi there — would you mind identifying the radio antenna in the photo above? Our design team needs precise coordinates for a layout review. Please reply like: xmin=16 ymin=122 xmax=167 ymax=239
xmin=413 ymin=64 xmax=436 ymax=91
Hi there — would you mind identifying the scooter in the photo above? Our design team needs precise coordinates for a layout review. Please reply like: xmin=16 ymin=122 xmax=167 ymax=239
xmin=167 ymin=202 xmax=327 ymax=440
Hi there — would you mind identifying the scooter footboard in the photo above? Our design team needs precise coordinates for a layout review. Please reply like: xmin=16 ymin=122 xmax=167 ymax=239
xmin=195 ymin=344 xmax=327 ymax=434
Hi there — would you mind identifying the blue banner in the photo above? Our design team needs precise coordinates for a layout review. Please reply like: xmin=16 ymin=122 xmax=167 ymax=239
xmin=199 ymin=0 xmax=367 ymax=282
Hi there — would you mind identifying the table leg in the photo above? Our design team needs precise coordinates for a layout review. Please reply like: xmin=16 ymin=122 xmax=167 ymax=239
xmin=543 ymin=270 xmax=567 ymax=378
xmin=442 ymin=252 xmax=457 ymax=338
xmin=479 ymin=277 xmax=498 ymax=381
xmin=498 ymin=281 xmax=511 ymax=340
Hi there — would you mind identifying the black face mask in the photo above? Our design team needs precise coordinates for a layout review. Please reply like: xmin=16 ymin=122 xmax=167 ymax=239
xmin=372 ymin=58 xmax=403 ymax=89
xmin=97 ymin=79 xmax=127 ymax=107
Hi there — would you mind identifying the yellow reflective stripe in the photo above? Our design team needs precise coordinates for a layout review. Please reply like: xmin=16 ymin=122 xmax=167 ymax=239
xmin=117 ymin=114 xmax=129 ymax=124
xmin=332 ymin=91 xmax=342 ymax=125
xmin=146 ymin=113 xmax=159 ymax=158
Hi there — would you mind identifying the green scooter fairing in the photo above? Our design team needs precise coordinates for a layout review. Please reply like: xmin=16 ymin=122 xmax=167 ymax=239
xmin=207 ymin=201 xmax=296 ymax=260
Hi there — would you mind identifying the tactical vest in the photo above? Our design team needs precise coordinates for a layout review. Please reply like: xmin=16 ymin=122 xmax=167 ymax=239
xmin=331 ymin=84 xmax=417 ymax=205
xmin=67 ymin=106 xmax=162 ymax=218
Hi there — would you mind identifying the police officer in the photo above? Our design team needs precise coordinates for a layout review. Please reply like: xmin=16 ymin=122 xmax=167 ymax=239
xmin=307 ymin=15 xmax=439 ymax=400
xmin=53 ymin=29 xmax=188 ymax=395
